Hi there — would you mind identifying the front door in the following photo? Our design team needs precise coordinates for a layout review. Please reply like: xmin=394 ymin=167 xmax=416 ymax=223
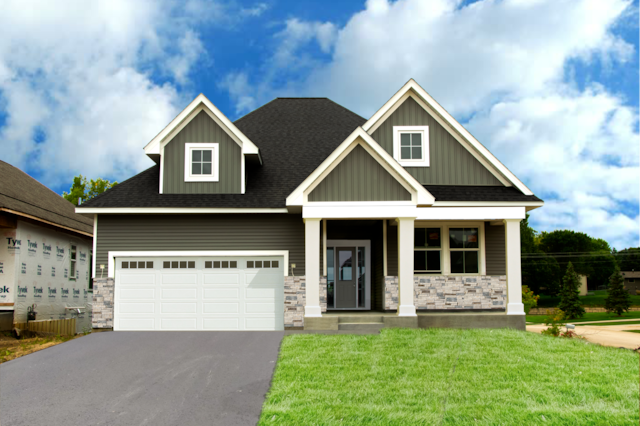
xmin=335 ymin=248 xmax=357 ymax=308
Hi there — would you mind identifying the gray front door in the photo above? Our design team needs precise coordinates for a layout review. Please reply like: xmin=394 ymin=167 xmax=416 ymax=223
xmin=336 ymin=248 xmax=357 ymax=308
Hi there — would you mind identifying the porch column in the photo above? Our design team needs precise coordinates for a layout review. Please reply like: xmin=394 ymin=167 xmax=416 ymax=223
xmin=504 ymin=219 xmax=524 ymax=315
xmin=304 ymin=218 xmax=322 ymax=317
xmin=397 ymin=217 xmax=417 ymax=316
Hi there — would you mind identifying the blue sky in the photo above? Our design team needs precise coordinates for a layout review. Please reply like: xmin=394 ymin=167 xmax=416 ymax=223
xmin=0 ymin=0 xmax=638 ymax=249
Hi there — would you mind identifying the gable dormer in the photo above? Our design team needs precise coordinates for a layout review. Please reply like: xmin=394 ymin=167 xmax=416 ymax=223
xmin=364 ymin=79 xmax=534 ymax=195
xmin=144 ymin=94 xmax=260 ymax=194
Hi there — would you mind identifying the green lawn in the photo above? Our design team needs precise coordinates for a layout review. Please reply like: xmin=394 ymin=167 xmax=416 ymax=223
xmin=526 ymin=311 xmax=640 ymax=324
xmin=259 ymin=329 xmax=638 ymax=425
xmin=538 ymin=290 xmax=640 ymax=308
xmin=575 ymin=320 xmax=640 ymax=326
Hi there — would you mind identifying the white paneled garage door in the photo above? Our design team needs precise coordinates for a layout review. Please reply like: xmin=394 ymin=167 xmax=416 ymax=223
xmin=114 ymin=256 xmax=284 ymax=331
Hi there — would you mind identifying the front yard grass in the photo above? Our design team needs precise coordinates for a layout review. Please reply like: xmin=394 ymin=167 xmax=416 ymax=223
xmin=526 ymin=311 xmax=640 ymax=324
xmin=259 ymin=328 xmax=638 ymax=425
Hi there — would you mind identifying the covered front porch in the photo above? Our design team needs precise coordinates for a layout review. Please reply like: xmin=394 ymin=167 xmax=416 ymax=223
xmin=286 ymin=215 xmax=526 ymax=331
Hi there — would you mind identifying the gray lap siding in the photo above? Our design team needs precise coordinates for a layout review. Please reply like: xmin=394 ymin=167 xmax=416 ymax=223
xmin=96 ymin=214 xmax=305 ymax=275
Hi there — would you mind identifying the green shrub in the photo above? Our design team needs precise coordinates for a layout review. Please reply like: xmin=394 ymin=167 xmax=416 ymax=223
xmin=522 ymin=285 xmax=539 ymax=314
xmin=541 ymin=309 xmax=565 ymax=337
xmin=605 ymin=266 xmax=632 ymax=316
xmin=558 ymin=262 xmax=585 ymax=319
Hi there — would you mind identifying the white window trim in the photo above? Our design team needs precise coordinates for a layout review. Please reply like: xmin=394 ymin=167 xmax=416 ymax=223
xmin=413 ymin=226 xmax=443 ymax=274
xmin=184 ymin=143 xmax=219 ymax=182
xmin=393 ymin=126 xmax=430 ymax=167
xmin=412 ymin=222 xmax=486 ymax=276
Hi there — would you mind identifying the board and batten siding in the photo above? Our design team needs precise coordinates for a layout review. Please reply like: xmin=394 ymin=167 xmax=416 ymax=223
xmin=96 ymin=214 xmax=305 ymax=275
xmin=371 ymin=97 xmax=502 ymax=186
xmin=485 ymin=222 xmax=506 ymax=276
xmin=309 ymin=144 xmax=411 ymax=202
xmin=163 ymin=110 xmax=242 ymax=194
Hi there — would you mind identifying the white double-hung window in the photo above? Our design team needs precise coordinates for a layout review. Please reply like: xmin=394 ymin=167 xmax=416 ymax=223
xmin=184 ymin=143 xmax=219 ymax=182
xmin=393 ymin=126 xmax=429 ymax=167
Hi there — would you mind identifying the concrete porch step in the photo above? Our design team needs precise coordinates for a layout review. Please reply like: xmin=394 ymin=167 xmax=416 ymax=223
xmin=338 ymin=322 xmax=385 ymax=332
xmin=337 ymin=315 xmax=384 ymax=324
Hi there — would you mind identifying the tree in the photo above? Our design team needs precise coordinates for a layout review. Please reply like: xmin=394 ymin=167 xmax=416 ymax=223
xmin=538 ymin=229 xmax=616 ymax=290
xmin=615 ymin=247 xmax=640 ymax=272
xmin=557 ymin=262 xmax=585 ymax=319
xmin=63 ymin=175 xmax=117 ymax=206
xmin=520 ymin=215 xmax=562 ymax=295
xmin=605 ymin=266 xmax=632 ymax=316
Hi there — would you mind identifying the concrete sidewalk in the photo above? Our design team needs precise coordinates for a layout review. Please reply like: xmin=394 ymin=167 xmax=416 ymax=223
xmin=527 ymin=324 xmax=640 ymax=350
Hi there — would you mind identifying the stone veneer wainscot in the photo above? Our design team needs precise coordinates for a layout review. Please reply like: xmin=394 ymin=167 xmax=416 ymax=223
xmin=283 ymin=276 xmax=327 ymax=328
xmin=385 ymin=275 xmax=507 ymax=311
xmin=92 ymin=277 xmax=114 ymax=328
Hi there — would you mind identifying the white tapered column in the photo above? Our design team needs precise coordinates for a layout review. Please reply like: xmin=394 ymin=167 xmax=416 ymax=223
xmin=504 ymin=219 xmax=524 ymax=315
xmin=397 ymin=217 xmax=417 ymax=316
xmin=304 ymin=218 xmax=322 ymax=317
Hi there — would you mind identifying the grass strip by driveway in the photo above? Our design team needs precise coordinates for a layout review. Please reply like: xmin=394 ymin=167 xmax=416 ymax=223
xmin=575 ymin=321 xmax=640 ymax=326
xmin=259 ymin=328 xmax=638 ymax=426
xmin=526 ymin=311 xmax=640 ymax=324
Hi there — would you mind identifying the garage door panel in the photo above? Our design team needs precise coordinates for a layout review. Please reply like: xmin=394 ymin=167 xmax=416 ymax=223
xmin=204 ymin=288 xmax=239 ymax=299
xmin=120 ymin=288 xmax=155 ymax=300
xmin=246 ymin=273 xmax=282 ymax=285
xmin=204 ymin=303 xmax=239 ymax=313
xmin=115 ymin=256 xmax=284 ymax=331
xmin=203 ymin=318 xmax=239 ymax=330
xmin=121 ymin=274 xmax=155 ymax=285
xmin=119 ymin=302 xmax=155 ymax=314
xmin=245 ymin=303 xmax=277 ymax=313
xmin=161 ymin=302 xmax=197 ymax=314
xmin=119 ymin=318 xmax=155 ymax=330
xmin=161 ymin=318 xmax=197 ymax=330
xmin=245 ymin=287 xmax=278 ymax=299
xmin=162 ymin=288 xmax=197 ymax=300
xmin=203 ymin=274 xmax=240 ymax=285
xmin=245 ymin=317 xmax=276 ymax=330
xmin=162 ymin=274 xmax=197 ymax=284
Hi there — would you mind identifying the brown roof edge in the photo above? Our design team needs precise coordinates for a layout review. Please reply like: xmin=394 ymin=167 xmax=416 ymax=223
xmin=1 ymin=208 xmax=93 ymax=238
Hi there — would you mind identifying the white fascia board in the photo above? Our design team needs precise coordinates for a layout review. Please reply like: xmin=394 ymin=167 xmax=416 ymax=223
xmin=76 ymin=208 xmax=288 ymax=214
xmin=287 ymin=127 xmax=435 ymax=206
xmin=145 ymin=94 xmax=259 ymax=156
xmin=363 ymin=79 xmax=534 ymax=196
xmin=303 ymin=205 xmax=418 ymax=219
xmin=416 ymin=206 xmax=526 ymax=221
xmin=433 ymin=201 xmax=544 ymax=207
xmin=108 ymin=250 xmax=289 ymax=278
xmin=92 ymin=214 xmax=98 ymax=279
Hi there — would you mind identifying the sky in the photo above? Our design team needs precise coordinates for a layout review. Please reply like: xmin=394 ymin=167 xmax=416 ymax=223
xmin=0 ymin=0 xmax=638 ymax=250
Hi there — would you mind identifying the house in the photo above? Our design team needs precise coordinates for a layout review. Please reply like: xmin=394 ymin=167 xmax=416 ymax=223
xmin=77 ymin=79 xmax=543 ymax=332
xmin=622 ymin=271 xmax=640 ymax=295
xmin=0 ymin=160 xmax=93 ymax=331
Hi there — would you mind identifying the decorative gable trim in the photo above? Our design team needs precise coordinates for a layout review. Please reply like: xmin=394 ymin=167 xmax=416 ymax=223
xmin=145 ymin=94 xmax=260 ymax=195
xmin=286 ymin=127 xmax=435 ymax=208
xmin=363 ymin=79 xmax=533 ymax=195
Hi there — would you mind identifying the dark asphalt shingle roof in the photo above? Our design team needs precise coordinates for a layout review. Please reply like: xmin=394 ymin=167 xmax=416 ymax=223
xmin=425 ymin=185 xmax=542 ymax=202
xmin=83 ymin=98 xmax=367 ymax=208
xmin=81 ymin=98 xmax=541 ymax=208
xmin=0 ymin=160 xmax=94 ymax=234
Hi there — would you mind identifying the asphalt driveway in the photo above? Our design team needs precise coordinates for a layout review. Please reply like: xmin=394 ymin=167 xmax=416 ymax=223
xmin=0 ymin=331 xmax=284 ymax=426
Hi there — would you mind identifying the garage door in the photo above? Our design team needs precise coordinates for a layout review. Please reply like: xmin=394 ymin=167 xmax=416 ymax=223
xmin=113 ymin=256 xmax=284 ymax=331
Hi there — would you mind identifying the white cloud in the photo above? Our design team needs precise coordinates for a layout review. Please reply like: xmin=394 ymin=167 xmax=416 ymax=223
xmin=221 ymin=0 xmax=638 ymax=248
xmin=0 ymin=0 xmax=265 ymax=189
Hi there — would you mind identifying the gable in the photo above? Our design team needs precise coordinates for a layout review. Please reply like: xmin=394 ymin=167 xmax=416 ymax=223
xmin=162 ymin=110 xmax=242 ymax=194
xmin=371 ymin=97 xmax=502 ymax=186
xmin=308 ymin=144 xmax=411 ymax=202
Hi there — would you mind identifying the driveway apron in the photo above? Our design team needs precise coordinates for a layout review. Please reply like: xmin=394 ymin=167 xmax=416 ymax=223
xmin=0 ymin=331 xmax=284 ymax=426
